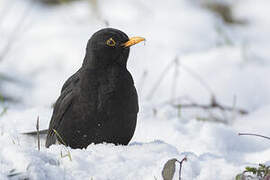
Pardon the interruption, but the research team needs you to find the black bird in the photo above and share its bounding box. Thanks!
[45,28,145,149]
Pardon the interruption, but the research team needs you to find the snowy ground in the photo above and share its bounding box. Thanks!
[0,0,270,179]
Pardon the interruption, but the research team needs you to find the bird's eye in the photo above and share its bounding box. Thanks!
[106,38,116,47]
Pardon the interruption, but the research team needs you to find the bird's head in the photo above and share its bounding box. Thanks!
[83,28,145,68]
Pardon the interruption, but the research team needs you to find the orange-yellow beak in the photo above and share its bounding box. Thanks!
[122,37,145,47]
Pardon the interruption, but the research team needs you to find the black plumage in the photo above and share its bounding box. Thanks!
[45,28,145,148]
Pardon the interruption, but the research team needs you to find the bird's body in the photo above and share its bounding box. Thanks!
[45,28,144,148]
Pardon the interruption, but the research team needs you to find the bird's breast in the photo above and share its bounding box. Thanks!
[98,67,138,113]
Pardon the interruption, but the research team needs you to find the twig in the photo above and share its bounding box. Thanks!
[171,57,180,104]
[238,133,270,140]
[147,57,214,100]
[0,0,35,62]
[147,59,175,100]
[0,93,8,117]
[181,64,214,95]
[137,70,148,94]
[36,116,40,151]
[173,101,248,115]
[0,107,7,117]
[177,157,187,180]
[0,1,15,28]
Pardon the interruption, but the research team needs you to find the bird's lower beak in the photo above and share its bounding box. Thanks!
[122,37,145,47]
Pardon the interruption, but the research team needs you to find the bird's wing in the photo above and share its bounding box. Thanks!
[22,71,80,138]
[61,69,81,92]
[45,73,78,147]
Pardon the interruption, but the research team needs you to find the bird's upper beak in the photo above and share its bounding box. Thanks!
[122,37,145,47]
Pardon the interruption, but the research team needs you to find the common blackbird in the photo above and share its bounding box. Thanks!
[45,28,145,148]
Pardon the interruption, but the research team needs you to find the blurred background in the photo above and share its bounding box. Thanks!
[1,0,270,179]
[0,0,270,154]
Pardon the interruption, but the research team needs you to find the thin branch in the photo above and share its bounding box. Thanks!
[0,0,35,62]
[147,59,175,100]
[0,93,8,117]
[230,95,237,120]
[146,57,214,100]
[177,157,187,180]
[36,116,40,151]
[181,64,214,95]
[173,101,248,115]
[171,57,180,104]
[238,133,270,140]
[0,1,15,28]
[137,70,148,94]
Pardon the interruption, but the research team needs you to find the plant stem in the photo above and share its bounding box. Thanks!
[36,116,40,151]
[238,133,270,140]
[177,157,187,180]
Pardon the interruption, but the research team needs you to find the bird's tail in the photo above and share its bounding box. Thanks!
[22,129,48,136]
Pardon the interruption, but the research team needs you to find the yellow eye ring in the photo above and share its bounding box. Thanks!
[106,38,116,47]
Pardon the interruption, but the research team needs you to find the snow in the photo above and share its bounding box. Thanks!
[1,0,270,179]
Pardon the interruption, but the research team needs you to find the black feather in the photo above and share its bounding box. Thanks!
[45,28,139,148]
